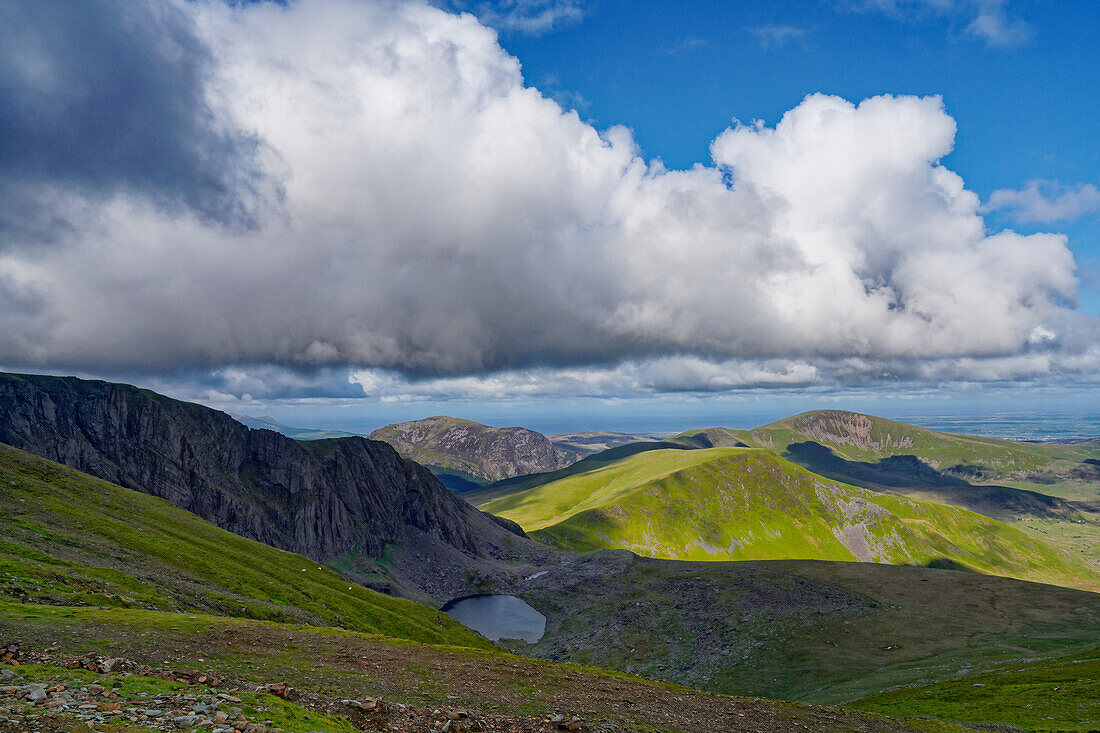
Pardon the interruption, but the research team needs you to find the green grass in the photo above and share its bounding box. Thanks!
[13,662,360,732]
[846,645,1100,731]
[478,448,1099,590]
[479,448,745,531]
[0,443,492,649]
[0,600,976,733]
[517,555,1100,707]
[726,409,1100,485]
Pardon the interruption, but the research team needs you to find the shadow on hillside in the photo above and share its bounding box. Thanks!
[783,441,1080,521]
[922,558,976,572]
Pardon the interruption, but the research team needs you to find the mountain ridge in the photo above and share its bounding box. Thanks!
[477,446,1100,591]
[0,372,543,601]
[369,415,580,486]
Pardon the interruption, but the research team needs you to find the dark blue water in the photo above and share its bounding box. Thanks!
[441,594,546,643]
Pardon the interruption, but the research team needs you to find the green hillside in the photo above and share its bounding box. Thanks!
[478,447,1099,590]
[469,440,691,502]
[0,443,491,649]
[519,555,1100,706]
[0,603,978,733]
[726,410,1100,493]
[679,411,1100,573]
[847,644,1100,731]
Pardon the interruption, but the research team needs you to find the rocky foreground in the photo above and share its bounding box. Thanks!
[0,646,592,733]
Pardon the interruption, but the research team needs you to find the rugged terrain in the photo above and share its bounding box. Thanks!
[6,435,1100,730]
[370,416,580,487]
[676,411,1100,571]
[477,447,1099,590]
[0,445,994,732]
[0,443,493,647]
[0,372,545,602]
[4,378,1100,730]
[547,432,654,457]
[513,552,1100,707]
[0,612,978,733]
[688,410,1100,511]
[231,414,358,440]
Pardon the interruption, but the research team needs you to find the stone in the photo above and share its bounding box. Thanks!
[174,714,203,728]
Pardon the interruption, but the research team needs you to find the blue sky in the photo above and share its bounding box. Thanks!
[1,0,1098,434]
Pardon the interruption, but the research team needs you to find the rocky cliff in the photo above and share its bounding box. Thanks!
[370,416,579,485]
[0,372,539,600]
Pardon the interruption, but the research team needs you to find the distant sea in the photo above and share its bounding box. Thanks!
[891,412,1100,442]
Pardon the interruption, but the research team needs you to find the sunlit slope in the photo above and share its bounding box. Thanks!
[0,443,492,649]
[478,447,1099,590]
[725,410,1099,483]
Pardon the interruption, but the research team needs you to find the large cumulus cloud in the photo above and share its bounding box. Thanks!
[0,0,270,230]
[0,0,1089,396]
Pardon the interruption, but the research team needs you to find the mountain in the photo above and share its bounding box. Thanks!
[0,372,543,601]
[694,410,1100,572]
[4,390,1099,730]
[0,442,490,648]
[0,445,966,732]
[723,409,1100,496]
[369,415,579,486]
[477,446,1099,591]
[548,430,653,455]
[231,413,358,440]
[469,439,692,500]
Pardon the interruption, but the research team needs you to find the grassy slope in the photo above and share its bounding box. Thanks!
[478,448,1099,590]
[518,554,1100,715]
[846,644,1100,731]
[2,442,1097,730]
[686,411,1100,573]
[469,440,690,501]
[728,410,1099,489]
[0,603,973,733]
[0,443,491,649]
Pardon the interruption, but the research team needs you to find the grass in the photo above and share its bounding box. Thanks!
[0,600,977,733]
[517,555,1100,709]
[0,443,492,649]
[710,410,1100,499]
[13,662,360,732]
[478,447,746,531]
[731,410,1098,473]
[846,644,1100,731]
[478,447,1099,591]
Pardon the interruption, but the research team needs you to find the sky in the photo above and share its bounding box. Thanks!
[0,0,1098,434]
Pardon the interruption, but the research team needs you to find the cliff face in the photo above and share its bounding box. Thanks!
[0,373,533,598]
[370,416,579,485]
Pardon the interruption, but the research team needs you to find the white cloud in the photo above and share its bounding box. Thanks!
[0,0,1088,395]
[966,0,1032,47]
[985,180,1100,224]
[445,0,583,34]
[748,24,811,50]
[848,0,1032,48]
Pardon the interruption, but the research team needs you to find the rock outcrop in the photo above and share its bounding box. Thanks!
[0,372,537,599]
[370,416,579,485]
